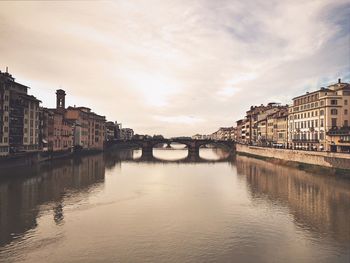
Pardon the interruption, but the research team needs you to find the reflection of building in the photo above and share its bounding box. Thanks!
[288,79,350,152]
[0,70,41,155]
[236,155,350,244]
[0,154,105,246]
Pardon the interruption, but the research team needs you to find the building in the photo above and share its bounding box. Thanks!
[40,108,73,152]
[211,127,234,140]
[119,127,134,140]
[235,118,250,143]
[49,89,106,151]
[265,108,289,147]
[192,134,202,140]
[105,121,118,141]
[288,79,350,151]
[246,103,284,145]
[0,70,41,156]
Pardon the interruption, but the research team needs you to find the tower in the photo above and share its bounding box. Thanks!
[56,89,66,109]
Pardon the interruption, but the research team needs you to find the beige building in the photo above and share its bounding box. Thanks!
[210,127,234,140]
[288,79,350,152]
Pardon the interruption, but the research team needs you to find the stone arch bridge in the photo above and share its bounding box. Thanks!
[107,138,236,158]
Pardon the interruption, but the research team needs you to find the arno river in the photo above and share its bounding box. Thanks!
[0,147,349,263]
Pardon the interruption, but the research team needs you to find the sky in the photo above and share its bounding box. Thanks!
[0,0,349,137]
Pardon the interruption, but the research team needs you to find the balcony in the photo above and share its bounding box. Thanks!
[327,127,350,136]
[292,139,319,143]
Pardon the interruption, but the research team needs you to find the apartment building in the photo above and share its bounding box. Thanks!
[288,79,350,152]
[41,108,73,152]
[0,70,41,155]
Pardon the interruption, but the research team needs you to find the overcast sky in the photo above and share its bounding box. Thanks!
[0,0,349,137]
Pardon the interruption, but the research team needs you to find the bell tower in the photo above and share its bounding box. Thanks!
[56,89,66,109]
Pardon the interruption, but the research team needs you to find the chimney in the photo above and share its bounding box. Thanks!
[338,78,341,84]
[5,66,8,73]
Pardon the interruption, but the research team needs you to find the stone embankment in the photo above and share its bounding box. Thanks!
[236,144,350,171]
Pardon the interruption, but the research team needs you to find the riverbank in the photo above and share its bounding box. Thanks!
[0,143,139,170]
[236,144,350,175]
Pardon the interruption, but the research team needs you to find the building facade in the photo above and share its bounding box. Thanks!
[0,70,41,156]
[288,79,350,151]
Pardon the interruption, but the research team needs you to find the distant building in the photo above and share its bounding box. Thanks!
[0,70,41,155]
[288,79,350,152]
[105,121,118,141]
[119,128,134,140]
[210,127,234,140]
[192,134,201,140]
[246,103,285,145]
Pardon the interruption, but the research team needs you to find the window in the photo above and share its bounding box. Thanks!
[320,132,324,140]
[320,119,324,127]
[331,109,338,115]
[320,101,324,106]
[345,100,348,105]
[315,120,318,127]
[331,99,337,105]
[345,120,349,127]
[320,110,324,116]
[345,109,348,115]
[331,118,337,127]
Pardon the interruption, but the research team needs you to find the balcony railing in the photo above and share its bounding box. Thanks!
[292,139,319,143]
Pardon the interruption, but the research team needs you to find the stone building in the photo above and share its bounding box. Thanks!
[288,79,350,152]
[0,70,41,155]
[245,103,286,145]
[246,103,283,145]
[235,118,250,143]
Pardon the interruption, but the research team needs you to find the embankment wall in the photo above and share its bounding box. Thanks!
[236,144,350,170]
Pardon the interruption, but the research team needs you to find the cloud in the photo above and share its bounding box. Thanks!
[0,0,348,136]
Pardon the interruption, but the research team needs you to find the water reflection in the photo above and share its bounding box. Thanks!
[0,154,105,247]
[236,155,350,246]
[0,149,349,263]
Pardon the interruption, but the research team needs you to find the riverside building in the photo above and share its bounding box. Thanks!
[0,70,41,156]
[288,79,350,152]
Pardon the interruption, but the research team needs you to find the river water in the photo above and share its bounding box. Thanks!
[0,148,349,263]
